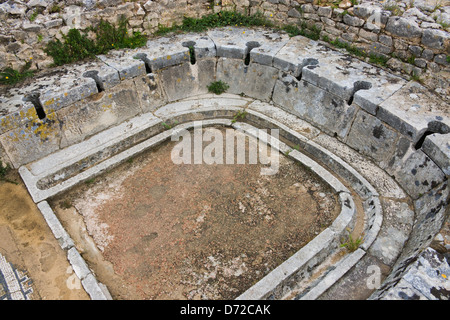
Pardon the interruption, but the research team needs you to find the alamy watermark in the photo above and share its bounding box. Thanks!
[366,264,382,290]
[170,121,280,176]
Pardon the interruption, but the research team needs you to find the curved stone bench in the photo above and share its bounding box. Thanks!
[0,27,448,300]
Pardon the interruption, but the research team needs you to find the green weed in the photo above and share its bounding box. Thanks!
[410,71,422,82]
[282,23,320,41]
[161,120,179,130]
[231,109,247,124]
[0,61,34,85]
[155,10,272,36]
[207,80,230,95]
[340,232,363,252]
[369,53,389,67]
[0,160,17,185]
[60,200,73,209]
[44,17,147,66]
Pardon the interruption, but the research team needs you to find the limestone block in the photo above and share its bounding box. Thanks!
[275,36,406,114]
[135,33,215,71]
[303,51,406,115]
[346,110,399,163]
[250,31,290,67]
[133,73,167,113]
[400,248,450,300]
[159,58,216,102]
[381,247,450,300]
[421,29,449,51]
[208,27,289,67]
[97,49,147,81]
[272,75,356,139]
[0,111,62,168]
[0,98,37,135]
[216,57,278,101]
[422,133,450,176]
[273,35,321,77]
[38,76,98,113]
[58,80,142,147]
[353,3,382,19]
[317,6,332,18]
[343,14,365,27]
[76,60,121,91]
[0,1,27,16]
[379,278,428,300]
[386,147,447,199]
[377,81,450,144]
[385,16,423,39]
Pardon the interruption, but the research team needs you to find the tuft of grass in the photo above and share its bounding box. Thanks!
[231,109,247,124]
[49,5,62,13]
[407,55,416,65]
[188,45,196,65]
[155,10,273,36]
[437,19,450,29]
[44,16,147,66]
[85,178,96,185]
[0,61,34,85]
[340,232,363,252]
[0,160,17,185]
[383,1,403,16]
[207,80,230,95]
[431,0,443,12]
[0,160,10,179]
[330,38,367,57]
[282,22,320,41]
[369,53,389,67]
[410,70,422,82]
[161,120,179,130]
[29,9,39,22]
[60,200,73,209]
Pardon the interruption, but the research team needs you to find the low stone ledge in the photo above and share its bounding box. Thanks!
[299,248,366,300]
[36,201,74,250]
[422,133,450,176]
[377,81,450,145]
[236,227,338,300]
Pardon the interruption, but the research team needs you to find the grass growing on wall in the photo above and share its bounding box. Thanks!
[44,16,147,66]
[2,8,421,86]
[207,80,230,95]
[0,61,34,85]
[155,10,273,35]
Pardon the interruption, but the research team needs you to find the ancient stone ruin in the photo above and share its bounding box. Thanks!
[0,0,449,301]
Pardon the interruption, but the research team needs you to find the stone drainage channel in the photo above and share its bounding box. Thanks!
[0,27,449,300]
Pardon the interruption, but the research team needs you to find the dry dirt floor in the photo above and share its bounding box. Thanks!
[0,170,89,300]
[50,127,340,300]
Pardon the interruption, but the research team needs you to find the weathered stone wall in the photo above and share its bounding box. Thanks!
[0,0,449,99]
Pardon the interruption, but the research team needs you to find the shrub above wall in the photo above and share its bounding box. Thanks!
[0,0,448,101]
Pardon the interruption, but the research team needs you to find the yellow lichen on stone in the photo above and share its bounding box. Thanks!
[44,98,55,107]
[30,112,59,142]
[101,104,113,111]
